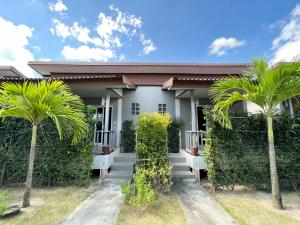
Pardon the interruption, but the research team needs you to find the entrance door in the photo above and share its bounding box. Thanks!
[94,106,112,145]
[197,106,206,131]
[197,106,206,147]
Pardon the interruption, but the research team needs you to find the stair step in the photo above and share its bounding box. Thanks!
[106,171,133,179]
[171,163,190,171]
[114,156,136,163]
[111,162,134,171]
[168,156,186,163]
[172,171,194,179]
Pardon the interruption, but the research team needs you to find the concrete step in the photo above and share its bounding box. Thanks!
[172,171,194,179]
[110,162,134,171]
[171,163,190,171]
[114,156,136,163]
[106,171,133,179]
[168,156,186,163]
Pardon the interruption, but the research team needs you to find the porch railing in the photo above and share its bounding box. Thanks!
[93,130,115,152]
[185,130,207,154]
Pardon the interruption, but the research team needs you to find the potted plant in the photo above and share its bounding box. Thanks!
[102,145,110,155]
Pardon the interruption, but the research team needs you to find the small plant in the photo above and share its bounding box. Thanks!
[0,190,10,215]
[120,181,132,202]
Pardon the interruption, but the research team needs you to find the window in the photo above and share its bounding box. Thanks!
[131,103,140,115]
[158,103,166,114]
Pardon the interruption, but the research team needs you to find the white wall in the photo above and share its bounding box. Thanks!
[122,86,176,124]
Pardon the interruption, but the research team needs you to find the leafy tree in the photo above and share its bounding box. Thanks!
[210,58,300,209]
[0,80,87,207]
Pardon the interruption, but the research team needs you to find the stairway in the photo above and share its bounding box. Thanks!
[168,153,195,179]
[105,153,136,181]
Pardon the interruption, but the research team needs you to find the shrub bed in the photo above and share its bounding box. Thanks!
[204,107,300,191]
[122,113,172,207]
[0,106,95,187]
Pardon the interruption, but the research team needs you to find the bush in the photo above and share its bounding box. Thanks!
[0,106,95,187]
[0,190,10,215]
[122,120,135,153]
[122,113,172,207]
[204,107,300,191]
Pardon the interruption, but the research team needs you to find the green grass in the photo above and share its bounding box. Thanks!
[115,192,188,225]
[0,186,90,225]
[0,190,10,216]
[213,191,300,225]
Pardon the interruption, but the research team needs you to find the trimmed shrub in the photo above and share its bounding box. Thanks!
[121,113,172,207]
[204,107,300,191]
[122,120,135,153]
[0,106,95,187]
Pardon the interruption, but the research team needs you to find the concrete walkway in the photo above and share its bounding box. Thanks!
[62,180,123,225]
[175,179,236,225]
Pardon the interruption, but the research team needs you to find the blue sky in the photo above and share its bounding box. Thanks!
[0,0,300,77]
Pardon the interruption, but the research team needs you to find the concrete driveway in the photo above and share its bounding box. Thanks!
[61,180,123,225]
[175,179,236,225]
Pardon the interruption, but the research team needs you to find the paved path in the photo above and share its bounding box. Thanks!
[62,180,123,225]
[175,179,236,225]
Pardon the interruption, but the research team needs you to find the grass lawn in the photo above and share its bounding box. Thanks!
[0,186,90,225]
[213,190,300,225]
[115,192,188,225]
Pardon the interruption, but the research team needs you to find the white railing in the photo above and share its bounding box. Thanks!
[185,130,207,154]
[94,130,115,152]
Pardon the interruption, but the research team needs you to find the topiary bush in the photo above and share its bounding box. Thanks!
[122,120,136,153]
[0,106,95,187]
[204,107,300,191]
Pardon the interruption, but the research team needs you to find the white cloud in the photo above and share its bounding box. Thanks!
[62,45,115,61]
[209,37,246,56]
[49,0,68,13]
[0,17,35,77]
[140,34,156,54]
[270,3,300,64]
[50,4,155,61]
[119,54,126,60]
[50,19,70,38]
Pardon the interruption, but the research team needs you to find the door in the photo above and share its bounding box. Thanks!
[94,106,112,145]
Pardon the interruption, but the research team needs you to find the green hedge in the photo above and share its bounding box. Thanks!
[0,106,95,187]
[204,107,300,191]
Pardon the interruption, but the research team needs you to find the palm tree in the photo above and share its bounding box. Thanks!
[210,58,300,209]
[0,80,87,207]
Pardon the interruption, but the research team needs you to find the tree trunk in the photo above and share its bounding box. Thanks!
[267,116,283,209]
[22,124,38,208]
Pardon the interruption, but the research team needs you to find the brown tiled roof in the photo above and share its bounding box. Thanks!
[0,74,122,81]
[28,61,250,76]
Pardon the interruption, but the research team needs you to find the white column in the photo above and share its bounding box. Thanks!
[117,97,123,149]
[288,99,294,118]
[190,90,196,131]
[104,94,110,145]
[190,90,197,148]
[175,98,181,119]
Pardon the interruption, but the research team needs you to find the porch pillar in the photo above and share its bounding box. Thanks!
[104,94,110,145]
[117,96,123,150]
[190,90,196,131]
[288,98,294,118]
[190,90,197,148]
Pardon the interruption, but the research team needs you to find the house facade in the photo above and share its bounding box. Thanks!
[2,62,294,180]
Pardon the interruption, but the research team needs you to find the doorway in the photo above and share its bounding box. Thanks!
[197,106,206,131]
[94,106,112,145]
